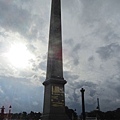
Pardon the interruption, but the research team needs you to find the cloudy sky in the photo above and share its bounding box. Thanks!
[0,0,120,114]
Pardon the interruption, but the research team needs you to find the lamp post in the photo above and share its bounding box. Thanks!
[0,106,5,120]
[80,88,86,120]
[9,105,12,120]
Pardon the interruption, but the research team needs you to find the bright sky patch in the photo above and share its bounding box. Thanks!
[5,43,34,69]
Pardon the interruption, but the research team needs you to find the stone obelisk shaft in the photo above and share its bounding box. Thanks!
[46,0,63,79]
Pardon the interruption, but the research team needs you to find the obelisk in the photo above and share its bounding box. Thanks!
[42,0,69,120]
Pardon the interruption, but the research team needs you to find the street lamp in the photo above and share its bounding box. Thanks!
[0,106,5,120]
[80,88,86,120]
[9,105,12,120]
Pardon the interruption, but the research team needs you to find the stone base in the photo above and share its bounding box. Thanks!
[42,113,70,120]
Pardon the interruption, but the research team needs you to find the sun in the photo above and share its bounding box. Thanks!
[6,43,34,69]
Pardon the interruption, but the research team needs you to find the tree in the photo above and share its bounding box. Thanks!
[65,106,78,120]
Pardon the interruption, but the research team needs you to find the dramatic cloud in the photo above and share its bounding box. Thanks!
[96,43,120,60]
[0,76,43,113]
[0,0,120,115]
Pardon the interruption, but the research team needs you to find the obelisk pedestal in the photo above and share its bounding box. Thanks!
[42,0,69,120]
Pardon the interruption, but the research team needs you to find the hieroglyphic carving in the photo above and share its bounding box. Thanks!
[51,85,64,107]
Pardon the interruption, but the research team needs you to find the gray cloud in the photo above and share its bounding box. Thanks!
[99,76,120,111]
[0,76,43,113]
[104,31,120,43]
[73,44,81,52]
[39,61,46,71]
[96,43,120,60]
[0,0,31,32]
[88,56,94,62]
[64,71,79,81]
[26,44,37,53]
[116,61,120,72]
[64,41,81,66]
[0,0,48,41]
[64,38,74,45]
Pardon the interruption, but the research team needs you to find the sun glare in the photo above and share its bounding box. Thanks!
[6,43,34,69]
